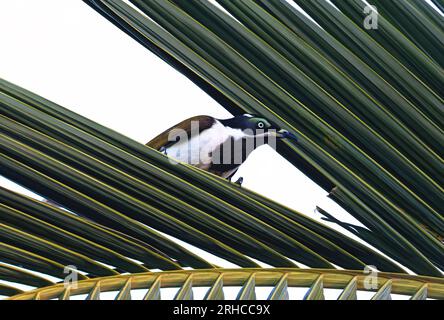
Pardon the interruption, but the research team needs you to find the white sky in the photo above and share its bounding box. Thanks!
[2,0,438,299]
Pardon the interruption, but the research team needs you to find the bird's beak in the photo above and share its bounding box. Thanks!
[276,129,298,141]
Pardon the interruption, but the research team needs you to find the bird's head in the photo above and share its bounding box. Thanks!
[220,114,298,141]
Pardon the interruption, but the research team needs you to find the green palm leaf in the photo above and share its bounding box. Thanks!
[79,0,444,275]
[0,0,443,299]
[1,78,389,271]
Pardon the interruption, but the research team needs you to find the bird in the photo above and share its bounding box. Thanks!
[146,114,298,185]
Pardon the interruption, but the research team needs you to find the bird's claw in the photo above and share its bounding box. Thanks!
[159,146,167,155]
[234,177,243,186]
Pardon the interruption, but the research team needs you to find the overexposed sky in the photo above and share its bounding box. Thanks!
[2,0,430,299]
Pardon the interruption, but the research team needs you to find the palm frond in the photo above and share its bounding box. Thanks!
[0,77,406,297]
[7,269,444,300]
[0,0,443,299]
[81,0,444,276]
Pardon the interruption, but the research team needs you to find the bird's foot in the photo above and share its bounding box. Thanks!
[159,146,167,155]
[234,177,243,186]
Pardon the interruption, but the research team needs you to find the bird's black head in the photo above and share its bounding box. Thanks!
[219,114,298,141]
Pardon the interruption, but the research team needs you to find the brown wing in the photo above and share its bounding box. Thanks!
[146,115,215,150]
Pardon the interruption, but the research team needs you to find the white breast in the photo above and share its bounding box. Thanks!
[164,120,247,168]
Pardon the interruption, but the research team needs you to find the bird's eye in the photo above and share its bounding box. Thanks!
[257,122,265,128]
